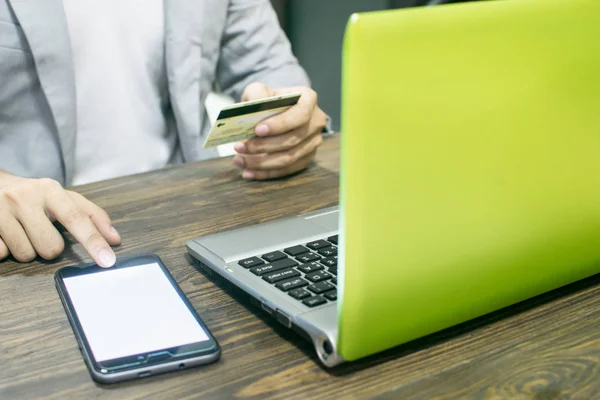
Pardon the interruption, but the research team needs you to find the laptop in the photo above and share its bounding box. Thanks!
[188,0,600,367]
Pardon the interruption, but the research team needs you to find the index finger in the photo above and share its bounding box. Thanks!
[258,88,317,136]
[45,190,116,268]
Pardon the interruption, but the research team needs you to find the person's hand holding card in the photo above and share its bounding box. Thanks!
[232,83,328,180]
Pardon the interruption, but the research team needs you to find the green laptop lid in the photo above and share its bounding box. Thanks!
[338,0,600,361]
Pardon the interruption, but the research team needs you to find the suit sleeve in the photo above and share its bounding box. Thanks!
[216,0,311,101]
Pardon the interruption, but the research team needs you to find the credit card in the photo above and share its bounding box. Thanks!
[203,93,301,148]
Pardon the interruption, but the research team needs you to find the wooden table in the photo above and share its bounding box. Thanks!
[1,135,599,399]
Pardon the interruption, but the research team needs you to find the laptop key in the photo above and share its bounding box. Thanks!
[306,240,330,250]
[320,256,337,268]
[262,251,288,263]
[263,268,300,284]
[327,235,339,245]
[305,271,333,283]
[284,245,310,257]
[302,296,327,307]
[328,267,337,276]
[307,281,336,294]
[331,278,338,285]
[271,257,299,269]
[318,247,337,257]
[250,264,278,276]
[238,257,264,268]
[323,290,337,301]
[275,277,308,292]
[296,252,321,263]
[289,288,312,300]
[250,258,297,276]
[297,262,324,274]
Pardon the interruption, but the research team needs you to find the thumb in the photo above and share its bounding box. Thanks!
[242,82,275,102]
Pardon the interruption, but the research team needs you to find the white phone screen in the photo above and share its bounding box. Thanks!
[63,263,209,362]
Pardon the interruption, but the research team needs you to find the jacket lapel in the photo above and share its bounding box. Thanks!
[8,0,76,184]
[166,0,215,162]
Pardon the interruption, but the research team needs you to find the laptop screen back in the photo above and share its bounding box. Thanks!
[338,0,600,361]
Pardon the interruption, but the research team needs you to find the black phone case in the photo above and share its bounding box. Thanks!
[54,254,220,384]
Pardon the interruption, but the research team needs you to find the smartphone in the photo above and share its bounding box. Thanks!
[203,92,302,148]
[55,254,220,384]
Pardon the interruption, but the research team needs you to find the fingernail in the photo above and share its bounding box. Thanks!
[110,226,119,235]
[242,170,256,180]
[98,248,116,268]
[255,124,270,136]
[233,155,245,168]
[234,142,247,153]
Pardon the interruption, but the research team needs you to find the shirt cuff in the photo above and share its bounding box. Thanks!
[322,115,335,135]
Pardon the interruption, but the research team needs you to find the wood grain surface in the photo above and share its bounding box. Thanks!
[1,135,599,400]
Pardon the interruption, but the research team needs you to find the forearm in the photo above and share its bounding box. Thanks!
[216,0,310,101]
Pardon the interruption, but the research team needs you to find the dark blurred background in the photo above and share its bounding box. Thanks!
[269,0,476,131]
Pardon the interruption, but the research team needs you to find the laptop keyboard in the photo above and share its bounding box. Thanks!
[237,235,339,308]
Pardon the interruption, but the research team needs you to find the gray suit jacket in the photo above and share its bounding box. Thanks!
[0,0,310,185]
